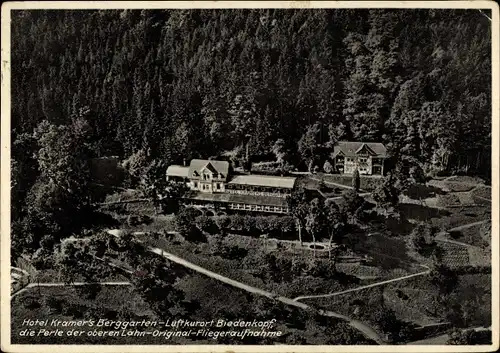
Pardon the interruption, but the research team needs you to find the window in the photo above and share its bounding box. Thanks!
[194,182,198,188]
[359,157,367,163]
[346,157,353,162]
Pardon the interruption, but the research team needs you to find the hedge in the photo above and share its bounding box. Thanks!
[221,214,295,237]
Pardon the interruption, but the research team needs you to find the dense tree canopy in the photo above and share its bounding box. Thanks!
[10,9,491,253]
[11,9,491,165]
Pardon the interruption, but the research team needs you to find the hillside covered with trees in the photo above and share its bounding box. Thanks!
[11,9,491,258]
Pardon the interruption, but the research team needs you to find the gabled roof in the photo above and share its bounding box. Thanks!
[188,159,230,180]
[355,143,377,155]
[200,162,219,174]
[331,141,387,158]
[166,165,190,178]
[228,174,296,189]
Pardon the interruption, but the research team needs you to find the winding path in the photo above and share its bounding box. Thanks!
[107,230,387,344]
[293,217,490,303]
[293,267,430,302]
[446,220,488,233]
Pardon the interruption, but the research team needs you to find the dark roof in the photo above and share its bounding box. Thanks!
[228,175,296,189]
[188,159,230,180]
[186,193,288,207]
[331,141,388,158]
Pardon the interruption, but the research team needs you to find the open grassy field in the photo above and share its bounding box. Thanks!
[448,223,488,248]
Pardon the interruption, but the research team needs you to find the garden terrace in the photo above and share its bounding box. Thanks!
[135,231,369,300]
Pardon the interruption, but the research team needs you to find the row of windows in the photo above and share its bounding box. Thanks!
[226,189,288,198]
[198,173,224,180]
[193,182,223,190]
[338,157,384,163]
[228,203,288,213]
[226,184,286,192]
[343,157,370,163]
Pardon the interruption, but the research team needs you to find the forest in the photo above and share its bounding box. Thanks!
[10,9,492,258]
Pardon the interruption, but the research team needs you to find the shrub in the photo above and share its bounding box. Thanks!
[304,258,337,279]
[195,215,219,235]
[447,328,492,345]
[174,207,202,238]
[45,297,64,313]
[216,216,231,232]
[352,169,360,191]
[228,214,245,231]
[216,245,248,260]
[323,160,333,174]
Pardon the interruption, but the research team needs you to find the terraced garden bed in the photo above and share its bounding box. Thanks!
[437,242,470,268]
[430,206,490,230]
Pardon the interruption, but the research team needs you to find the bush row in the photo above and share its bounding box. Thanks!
[195,214,295,237]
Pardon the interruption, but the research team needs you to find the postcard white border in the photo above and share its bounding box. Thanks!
[1,1,499,352]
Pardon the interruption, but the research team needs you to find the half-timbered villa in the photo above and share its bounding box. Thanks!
[331,141,388,175]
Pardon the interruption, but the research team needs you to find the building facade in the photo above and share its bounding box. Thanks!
[167,159,296,214]
[331,141,387,175]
